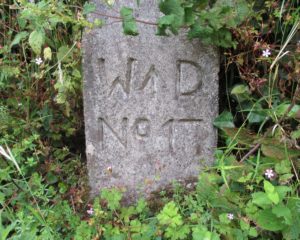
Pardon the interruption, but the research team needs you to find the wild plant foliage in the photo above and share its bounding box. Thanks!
[0,0,299,239]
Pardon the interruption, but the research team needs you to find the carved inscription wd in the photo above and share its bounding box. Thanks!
[83,0,219,201]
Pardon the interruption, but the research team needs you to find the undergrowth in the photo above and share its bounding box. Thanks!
[0,0,299,239]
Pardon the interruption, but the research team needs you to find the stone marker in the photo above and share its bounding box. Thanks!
[83,0,219,201]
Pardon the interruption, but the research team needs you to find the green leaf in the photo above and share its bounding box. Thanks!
[184,7,195,25]
[272,203,292,225]
[57,45,72,63]
[29,30,45,55]
[213,111,235,129]
[43,47,52,61]
[264,181,279,204]
[157,201,183,227]
[158,0,184,34]
[275,103,300,118]
[252,192,273,208]
[101,188,122,210]
[83,2,96,15]
[291,129,300,140]
[231,84,250,96]
[248,227,258,237]
[261,143,300,160]
[10,31,28,48]
[120,7,138,36]
[263,180,275,193]
[256,209,285,231]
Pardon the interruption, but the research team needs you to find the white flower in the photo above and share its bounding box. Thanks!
[264,169,275,179]
[87,207,94,215]
[35,57,43,65]
[262,49,271,58]
[227,213,234,220]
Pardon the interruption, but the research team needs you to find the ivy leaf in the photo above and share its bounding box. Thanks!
[158,0,184,34]
[29,30,45,55]
[10,31,28,48]
[213,111,235,129]
[120,7,138,36]
[157,15,175,35]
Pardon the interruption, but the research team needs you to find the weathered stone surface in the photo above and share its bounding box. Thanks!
[82,0,219,201]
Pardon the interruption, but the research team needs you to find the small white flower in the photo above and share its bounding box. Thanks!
[264,169,275,179]
[87,207,94,215]
[35,57,43,65]
[262,49,271,58]
[227,213,234,220]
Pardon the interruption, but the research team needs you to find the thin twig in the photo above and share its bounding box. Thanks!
[240,143,261,162]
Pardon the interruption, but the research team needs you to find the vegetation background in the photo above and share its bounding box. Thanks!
[0,0,299,239]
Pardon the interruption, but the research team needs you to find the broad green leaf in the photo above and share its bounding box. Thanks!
[231,84,249,95]
[256,209,285,231]
[252,192,273,208]
[29,30,45,55]
[261,144,300,160]
[10,31,28,48]
[213,111,235,129]
[57,45,72,62]
[264,181,279,204]
[272,203,292,225]
[263,180,275,193]
[120,7,138,36]
[275,160,291,174]
[248,227,258,237]
[275,103,300,118]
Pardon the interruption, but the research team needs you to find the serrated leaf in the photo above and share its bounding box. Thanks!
[10,31,28,48]
[120,7,138,36]
[213,111,235,129]
[29,30,45,55]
